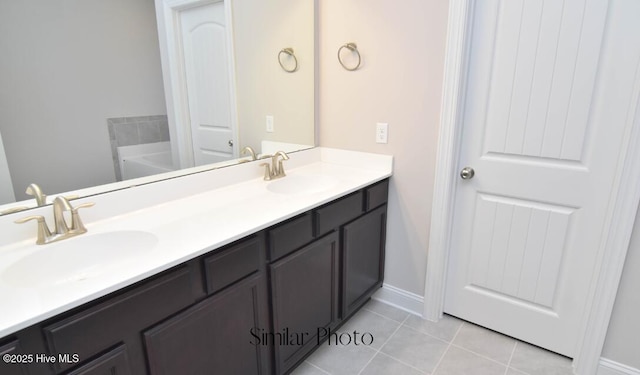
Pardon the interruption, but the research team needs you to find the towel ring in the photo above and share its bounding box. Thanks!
[337,42,361,71]
[278,48,298,73]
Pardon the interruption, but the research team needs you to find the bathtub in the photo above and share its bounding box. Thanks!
[118,142,176,180]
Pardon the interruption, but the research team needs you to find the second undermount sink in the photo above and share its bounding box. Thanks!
[267,174,339,195]
[2,230,158,288]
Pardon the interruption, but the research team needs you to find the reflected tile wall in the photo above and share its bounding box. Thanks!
[107,115,170,181]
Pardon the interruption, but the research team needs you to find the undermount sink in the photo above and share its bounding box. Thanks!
[2,230,158,288]
[267,174,339,195]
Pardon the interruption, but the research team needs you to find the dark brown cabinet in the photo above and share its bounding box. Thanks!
[65,346,131,375]
[269,232,340,374]
[43,263,203,374]
[0,179,389,375]
[314,191,364,236]
[267,179,389,374]
[145,272,271,375]
[0,340,29,375]
[0,326,52,375]
[144,235,270,375]
[342,205,387,318]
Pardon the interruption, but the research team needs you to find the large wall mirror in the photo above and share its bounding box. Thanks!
[0,0,315,212]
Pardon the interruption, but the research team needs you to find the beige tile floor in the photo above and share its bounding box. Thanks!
[291,300,574,375]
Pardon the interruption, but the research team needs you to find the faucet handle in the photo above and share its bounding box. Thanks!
[73,202,95,211]
[14,215,41,224]
[69,202,95,233]
[14,215,52,245]
[259,163,273,181]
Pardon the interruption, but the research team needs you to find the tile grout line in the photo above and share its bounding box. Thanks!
[504,341,518,375]
[304,360,332,375]
[448,342,515,368]
[375,350,432,375]
[382,312,521,372]
[315,304,525,375]
[356,314,412,375]
[405,319,517,369]
[401,319,460,346]
[362,306,408,324]
[362,305,438,373]
[308,304,404,375]
[401,323,536,374]
[431,321,466,375]
[342,304,555,375]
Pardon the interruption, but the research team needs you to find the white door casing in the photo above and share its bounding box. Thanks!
[425,0,640,372]
[155,0,239,169]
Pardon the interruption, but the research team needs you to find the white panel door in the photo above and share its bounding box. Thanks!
[180,2,236,166]
[444,0,640,357]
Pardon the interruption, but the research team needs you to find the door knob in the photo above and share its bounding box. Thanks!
[228,140,233,147]
[460,167,475,180]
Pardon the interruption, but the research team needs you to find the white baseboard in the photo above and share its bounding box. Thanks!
[371,283,424,316]
[598,358,640,375]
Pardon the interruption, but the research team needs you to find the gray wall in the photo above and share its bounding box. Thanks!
[0,0,167,200]
[602,206,640,369]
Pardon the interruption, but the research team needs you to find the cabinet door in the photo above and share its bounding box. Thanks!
[144,273,270,375]
[66,346,131,375]
[0,340,29,375]
[270,232,340,375]
[1,327,52,375]
[44,264,201,374]
[342,205,386,318]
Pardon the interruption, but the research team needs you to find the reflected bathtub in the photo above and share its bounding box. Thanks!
[118,142,175,180]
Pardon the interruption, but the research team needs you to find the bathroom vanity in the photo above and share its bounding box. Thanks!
[0,148,391,375]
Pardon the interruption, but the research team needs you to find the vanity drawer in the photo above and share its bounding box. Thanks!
[43,266,197,372]
[315,191,363,236]
[365,179,389,211]
[204,235,263,295]
[268,213,314,261]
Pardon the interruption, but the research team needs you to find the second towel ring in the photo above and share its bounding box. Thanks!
[278,48,298,73]
[338,42,361,71]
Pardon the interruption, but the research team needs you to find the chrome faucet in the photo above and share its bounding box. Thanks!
[259,151,289,181]
[15,196,95,245]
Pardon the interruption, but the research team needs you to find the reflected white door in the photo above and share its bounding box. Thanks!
[444,0,640,357]
[180,1,237,166]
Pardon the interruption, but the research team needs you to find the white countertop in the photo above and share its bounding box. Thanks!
[0,147,392,338]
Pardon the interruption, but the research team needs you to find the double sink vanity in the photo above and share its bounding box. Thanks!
[0,147,392,375]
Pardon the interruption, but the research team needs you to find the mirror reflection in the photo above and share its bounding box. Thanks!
[0,0,315,209]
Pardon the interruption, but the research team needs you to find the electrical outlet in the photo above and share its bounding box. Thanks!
[266,115,274,132]
[376,123,388,144]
